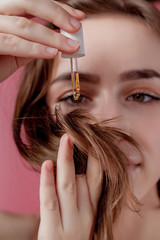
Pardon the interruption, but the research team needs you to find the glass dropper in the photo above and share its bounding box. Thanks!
[70,58,80,101]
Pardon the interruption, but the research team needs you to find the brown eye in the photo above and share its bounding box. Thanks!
[71,95,84,103]
[128,93,160,103]
[132,93,145,102]
[59,94,89,104]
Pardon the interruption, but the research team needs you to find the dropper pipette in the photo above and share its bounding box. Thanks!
[70,58,80,101]
[60,26,85,100]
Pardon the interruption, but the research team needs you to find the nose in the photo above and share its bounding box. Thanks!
[92,92,130,131]
[93,93,120,122]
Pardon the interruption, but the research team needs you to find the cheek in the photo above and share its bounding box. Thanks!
[127,117,160,199]
[130,116,160,174]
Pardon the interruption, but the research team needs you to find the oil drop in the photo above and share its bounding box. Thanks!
[71,58,80,101]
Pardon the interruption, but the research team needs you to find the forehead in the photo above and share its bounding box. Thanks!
[52,14,160,78]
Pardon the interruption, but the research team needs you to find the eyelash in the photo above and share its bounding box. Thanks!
[59,94,89,105]
[127,91,160,104]
[58,90,160,106]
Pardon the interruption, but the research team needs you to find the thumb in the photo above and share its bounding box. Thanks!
[0,55,33,82]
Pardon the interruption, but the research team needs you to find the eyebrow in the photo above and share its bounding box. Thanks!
[52,72,100,84]
[52,69,160,85]
[120,69,160,81]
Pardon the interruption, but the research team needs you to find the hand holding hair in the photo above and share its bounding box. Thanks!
[0,0,85,82]
[38,134,103,240]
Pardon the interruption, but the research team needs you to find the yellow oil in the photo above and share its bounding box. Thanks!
[71,71,80,101]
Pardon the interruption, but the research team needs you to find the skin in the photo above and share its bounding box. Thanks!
[48,14,160,239]
[1,0,160,238]
[0,1,102,239]
[0,0,85,82]
[39,136,102,240]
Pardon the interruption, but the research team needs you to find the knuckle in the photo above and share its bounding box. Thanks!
[53,4,68,22]
[2,34,18,52]
[55,34,70,49]
[51,30,57,41]
[90,172,103,185]
[43,199,58,211]
[54,4,63,16]
[32,43,41,56]
[97,175,104,188]
[62,182,76,194]
[15,16,32,30]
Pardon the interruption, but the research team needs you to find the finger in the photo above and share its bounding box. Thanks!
[87,152,103,215]
[56,134,78,230]
[23,0,83,33]
[0,15,80,54]
[0,0,84,25]
[76,175,93,224]
[40,160,61,229]
[54,1,85,20]
[0,33,58,59]
[0,56,32,83]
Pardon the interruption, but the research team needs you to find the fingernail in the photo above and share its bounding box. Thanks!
[46,47,58,55]
[74,9,85,15]
[66,38,80,48]
[69,16,81,28]
[46,161,53,172]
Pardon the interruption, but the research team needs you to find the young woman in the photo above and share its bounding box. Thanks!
[0,0,160,239]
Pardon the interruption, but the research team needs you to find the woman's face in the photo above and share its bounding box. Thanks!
[48,14,160,201]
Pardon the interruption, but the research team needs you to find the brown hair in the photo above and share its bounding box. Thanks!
[13,0,160,239]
